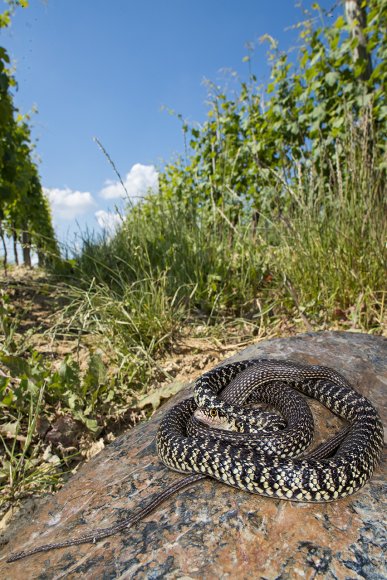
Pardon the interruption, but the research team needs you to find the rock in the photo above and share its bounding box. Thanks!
[0,331,386,579]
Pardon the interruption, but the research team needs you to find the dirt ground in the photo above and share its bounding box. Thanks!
[2,265,384,424]
[0,265,297,395]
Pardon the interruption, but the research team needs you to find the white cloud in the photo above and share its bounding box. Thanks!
[44,187,95,220]
[99,163,159,200]
[95,210,123,234]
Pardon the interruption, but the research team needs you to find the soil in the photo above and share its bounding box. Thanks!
[0,266,299,403]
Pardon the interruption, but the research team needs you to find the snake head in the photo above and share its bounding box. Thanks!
[193,408,243,432]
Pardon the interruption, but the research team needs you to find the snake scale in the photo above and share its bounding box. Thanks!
[7,359,384,563]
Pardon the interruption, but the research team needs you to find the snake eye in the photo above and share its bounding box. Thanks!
[209,409,217,418]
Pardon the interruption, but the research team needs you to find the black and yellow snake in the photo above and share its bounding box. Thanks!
[7,359,384,562]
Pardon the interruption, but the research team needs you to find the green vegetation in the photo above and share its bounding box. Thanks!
[0,0,58,270]
[75,0,386,331]
[0,0,386,512]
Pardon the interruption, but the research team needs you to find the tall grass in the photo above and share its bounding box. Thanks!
[77,200,266,316]
[57,117,386,393]
[57,203,268,392]
[270,116,386,328]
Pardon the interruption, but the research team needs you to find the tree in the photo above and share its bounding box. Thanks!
[0,1,59,269]
[344,0,373,81]
[160,0,386,219]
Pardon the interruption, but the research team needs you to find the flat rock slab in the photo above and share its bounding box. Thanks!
[0,331,386,579]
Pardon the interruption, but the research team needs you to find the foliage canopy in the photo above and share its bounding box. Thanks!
[0,0,58,267]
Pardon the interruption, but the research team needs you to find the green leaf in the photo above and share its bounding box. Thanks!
[137,382,185,411]
[58,359,80,390]
[325,71,338,86]
[66,392,79,411]
[0,375,9,395]
[82,417,99,432]
[1,390,13,407]
[0,355,31,378]
[83,353,107,391]
[332,117,344,129]
[334,16,345,29]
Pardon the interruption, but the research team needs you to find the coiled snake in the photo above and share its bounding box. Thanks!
[7,359,384,562]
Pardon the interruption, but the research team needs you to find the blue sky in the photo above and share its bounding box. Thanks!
[3,0,335,250]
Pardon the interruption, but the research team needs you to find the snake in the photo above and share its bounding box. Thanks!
[6,359,384,563]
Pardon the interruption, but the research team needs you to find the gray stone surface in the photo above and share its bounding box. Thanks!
[0,331,386,579]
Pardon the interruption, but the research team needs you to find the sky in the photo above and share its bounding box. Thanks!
[2,0,336,252]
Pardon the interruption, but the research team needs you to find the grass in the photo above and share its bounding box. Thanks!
[51,118,385,414]
[268,119,386,329]
[0,382,62,505]
[0,115,385,518]
[0,328,65,507]
[73,117,386,333]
